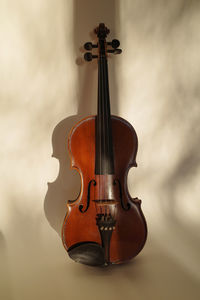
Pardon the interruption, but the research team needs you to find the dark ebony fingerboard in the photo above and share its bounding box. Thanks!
[95,53,115,175]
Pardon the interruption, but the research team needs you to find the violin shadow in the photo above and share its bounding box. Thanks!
[44,115,80,235]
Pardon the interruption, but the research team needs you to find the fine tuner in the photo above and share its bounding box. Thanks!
[84,36,122,61]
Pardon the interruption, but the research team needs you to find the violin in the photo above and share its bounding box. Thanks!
[62,23,147,266]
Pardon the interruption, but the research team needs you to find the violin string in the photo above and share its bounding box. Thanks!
[103,58,108,214]
[98,58,102,210]
[102,56,107,214]
[104,58,110,177]
[101,57,105,210]
[101,57,106,181]
[104,57,112,216]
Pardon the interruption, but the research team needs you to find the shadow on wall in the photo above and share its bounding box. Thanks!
[44,0,118,236]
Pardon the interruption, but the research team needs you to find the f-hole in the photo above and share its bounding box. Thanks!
[113,179,130,211]
[79,179,97,213]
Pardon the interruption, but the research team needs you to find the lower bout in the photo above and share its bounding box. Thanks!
[109,231,147,263]
[62,214,147,265]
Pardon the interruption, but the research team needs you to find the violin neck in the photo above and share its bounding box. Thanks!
[95,56,115,175]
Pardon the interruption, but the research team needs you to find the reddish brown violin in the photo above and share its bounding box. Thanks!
[62,23,147,266]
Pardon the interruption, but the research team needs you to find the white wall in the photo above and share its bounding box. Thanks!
[0,1,200,299]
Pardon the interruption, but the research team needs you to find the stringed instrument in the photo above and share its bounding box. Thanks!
[62,23,147,266]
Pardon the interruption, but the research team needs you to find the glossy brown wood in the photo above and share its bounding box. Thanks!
[62,115,147,264]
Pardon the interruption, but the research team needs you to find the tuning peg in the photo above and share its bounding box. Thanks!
[107,49,122,55]
[84,52,98,61]
[107,39,120,49]
[84,42,98,50]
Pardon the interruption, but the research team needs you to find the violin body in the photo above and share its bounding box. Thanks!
[62,115,147,264]
[61,23,147,266]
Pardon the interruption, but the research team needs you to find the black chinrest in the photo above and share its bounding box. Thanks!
[68,242,105,266]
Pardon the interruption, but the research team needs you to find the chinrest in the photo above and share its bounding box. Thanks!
[68,242,105,266]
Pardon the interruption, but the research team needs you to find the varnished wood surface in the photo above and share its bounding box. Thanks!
[62,115,147,263]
